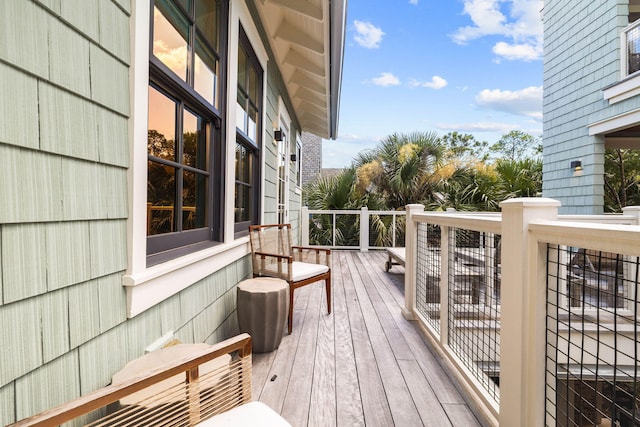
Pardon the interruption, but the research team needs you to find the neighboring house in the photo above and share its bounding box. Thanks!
[300,131,323,186]
[543,0,640,214]
[0,0,345,424]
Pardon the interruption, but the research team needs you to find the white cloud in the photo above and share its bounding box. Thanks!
[409,0,418,4]
[492,41,542,61]
[353,20,385,49]
[475,85,543,119]
[451,0,543,61]
[410,76,448,89]
[436,121,518,134]
[369,72,401,86]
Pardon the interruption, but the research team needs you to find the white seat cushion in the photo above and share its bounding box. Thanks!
[196,401,291,427]
[291,261,329,282]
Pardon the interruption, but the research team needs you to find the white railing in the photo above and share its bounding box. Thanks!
[623,18,640,76]
[300,206,405,250]
[403,201,640,426]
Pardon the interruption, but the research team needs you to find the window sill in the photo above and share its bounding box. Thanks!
[603,72,640,104]
[123,237,250,317]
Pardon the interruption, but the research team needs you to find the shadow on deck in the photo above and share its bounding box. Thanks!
[251,250,484,427]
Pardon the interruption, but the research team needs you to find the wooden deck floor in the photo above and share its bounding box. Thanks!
[251,250,484,427]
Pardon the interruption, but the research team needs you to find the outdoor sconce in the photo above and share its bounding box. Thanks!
[570,160,583,172]
[274,129,284,141]
[290,154,297,162]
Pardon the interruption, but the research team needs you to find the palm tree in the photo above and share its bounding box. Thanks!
[354,131,445,208]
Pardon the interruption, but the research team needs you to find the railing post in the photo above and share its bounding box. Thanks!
[360,206,369,252]
[499,198,560,427]
[301,206,309,246]
[403,204,425,320]
[622,205,640,224]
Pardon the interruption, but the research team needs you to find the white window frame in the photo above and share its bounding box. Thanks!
[277,97,291,224]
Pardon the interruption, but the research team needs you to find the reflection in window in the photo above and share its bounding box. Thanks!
[153,3,188,82]
[147,0,225,258]
[152,0,220,107]
[147,83,210,237]
[236,29,261,142]
[235,144,252,223]
[235,27,262,233]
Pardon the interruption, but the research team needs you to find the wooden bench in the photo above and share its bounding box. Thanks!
[385,247,406,272]
[8,334,291,427]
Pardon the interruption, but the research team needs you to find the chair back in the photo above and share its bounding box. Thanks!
[248,224,294,280]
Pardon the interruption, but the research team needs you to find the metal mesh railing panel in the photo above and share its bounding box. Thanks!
[546,245,640,426]
[416,222,441,333]
[447,228,501,402]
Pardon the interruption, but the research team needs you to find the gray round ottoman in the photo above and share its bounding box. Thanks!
[236,277,289,353]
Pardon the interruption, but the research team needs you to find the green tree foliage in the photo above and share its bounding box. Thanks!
[490,130,541,161]
[439,131,490,162]
[353,131,445,208]
[604,148,640,212]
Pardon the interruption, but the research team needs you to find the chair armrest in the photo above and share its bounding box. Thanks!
[291,246,331,266]
[8,334,253,427]
[253,251,293,262]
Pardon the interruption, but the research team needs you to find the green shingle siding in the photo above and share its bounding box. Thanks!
[0,63,39,150]
[68,280,101,348]
[2,224,48,302]
[15,350,80,421]
[78,326,129,395]
[89,43,129,114]
[0,0,49,78]
[48,15,92,97]
[60,0,100,42]
[96,273,127,333]
[0,298,42,387]
[40,288,70,363]
[98,0,131,63]
[88,220,127,277]
[0,382,15,426]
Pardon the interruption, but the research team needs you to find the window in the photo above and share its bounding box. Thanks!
[235,27,262,234]
[147,0,226,262]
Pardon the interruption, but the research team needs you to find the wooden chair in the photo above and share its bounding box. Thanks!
[7,334,290,427]
[248,224,331,334]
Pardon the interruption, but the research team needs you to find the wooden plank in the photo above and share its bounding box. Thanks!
[257,284,312,412]
[340,252,394,427]
[361,251,469,405]
[308,277,337,426]
[332,252,364,427]
[442,403,482,427]
[280,282,323,426]
[353,252,414,360]
[345,253,422,426]
[397,359,453,426]
[251,351,276,400]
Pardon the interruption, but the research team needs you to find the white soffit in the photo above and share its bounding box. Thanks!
[256,0,331,138]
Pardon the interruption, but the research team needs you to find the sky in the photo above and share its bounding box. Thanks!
[323,0,544,168]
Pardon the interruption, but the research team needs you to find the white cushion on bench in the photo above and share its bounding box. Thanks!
[196,401,291,427]
[291,261,329,282]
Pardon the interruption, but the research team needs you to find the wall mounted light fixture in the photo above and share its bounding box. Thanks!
[570,160,582,172]
[290,154,297,162]
[274,129,284,141]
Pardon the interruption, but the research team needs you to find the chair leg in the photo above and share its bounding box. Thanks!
[288,286,294,334]
[325,274,331,314]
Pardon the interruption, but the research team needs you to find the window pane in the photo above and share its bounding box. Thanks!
[195,0,218,49]
[148,86,177,162]
[236,89,248,132]
[248,66,258,103]
[183,170,208,230]
[194,38,217,106]
[148,160,176,235]
[235,183,250,222]
[235,143,251,183]
[182,111,208,170]
[248,104,258,141]
[153,4,189,82]
[238,46,247,92]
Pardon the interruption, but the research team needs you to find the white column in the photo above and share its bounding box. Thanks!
[360,206,369,252]
[403,204,425,320]
[499,197,560,427]
[301,206,309,246]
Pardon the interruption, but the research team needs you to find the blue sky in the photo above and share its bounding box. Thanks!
[323,0,544,168]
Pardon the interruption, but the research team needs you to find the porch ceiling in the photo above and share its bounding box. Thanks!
[255,0,345,139]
